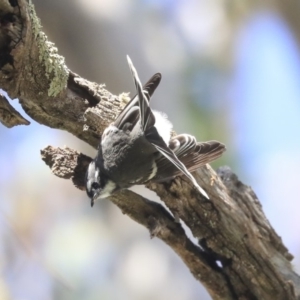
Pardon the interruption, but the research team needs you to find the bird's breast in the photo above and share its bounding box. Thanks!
[101,129,156,188]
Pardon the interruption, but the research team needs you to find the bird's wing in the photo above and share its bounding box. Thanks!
[127,56,212,199]
[114,73,161,129]
[113,72,161,130]
[146,129,211,199]
[127,55,157,132]
[154,134,226,180]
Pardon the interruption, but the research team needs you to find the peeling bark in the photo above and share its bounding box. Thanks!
[1,1,300,299]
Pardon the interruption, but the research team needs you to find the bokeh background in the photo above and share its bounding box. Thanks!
[1,1,300,299]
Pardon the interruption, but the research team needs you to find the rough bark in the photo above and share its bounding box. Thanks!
[1,1,300,299]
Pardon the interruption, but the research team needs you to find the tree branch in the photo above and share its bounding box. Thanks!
[1,1,300,299]
[41,145,234,300]
[0,92,30,127]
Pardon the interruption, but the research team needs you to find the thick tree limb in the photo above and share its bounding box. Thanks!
[1,1,300,299]
[41,145,233,299]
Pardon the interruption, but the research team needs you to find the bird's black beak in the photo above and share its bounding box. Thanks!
[91,197,95,207]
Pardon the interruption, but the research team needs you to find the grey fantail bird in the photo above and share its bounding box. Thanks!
[86,56,226,206]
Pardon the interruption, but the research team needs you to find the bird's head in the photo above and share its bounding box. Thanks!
[85,160,117,206]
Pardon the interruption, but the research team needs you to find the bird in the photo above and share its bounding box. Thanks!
[85,56,226,206]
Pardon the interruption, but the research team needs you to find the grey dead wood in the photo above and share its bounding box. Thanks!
[0,1,300,299]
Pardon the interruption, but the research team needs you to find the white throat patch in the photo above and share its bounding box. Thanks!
[97,180,116,200]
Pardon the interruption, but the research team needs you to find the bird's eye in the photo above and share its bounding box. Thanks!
[91,182,100,190]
